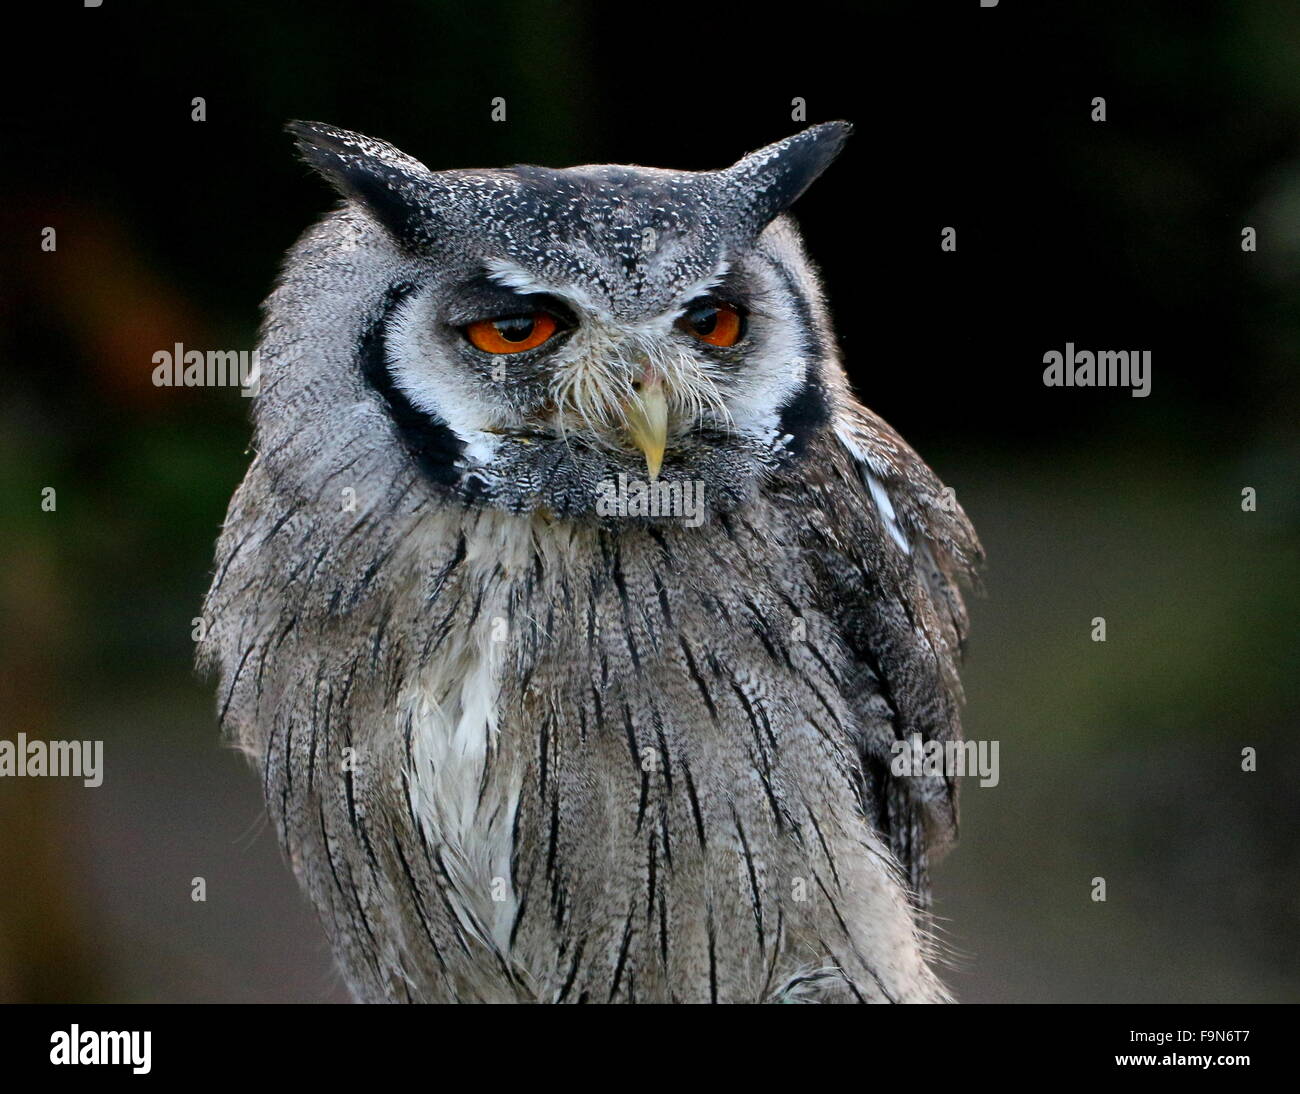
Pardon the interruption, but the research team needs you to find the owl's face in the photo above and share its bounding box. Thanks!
[274,122,851,520]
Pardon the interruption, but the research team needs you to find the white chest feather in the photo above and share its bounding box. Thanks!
[399,514,534,952]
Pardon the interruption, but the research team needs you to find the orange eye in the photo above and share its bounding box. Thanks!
[678,301,745,347]
[464,312,559,354]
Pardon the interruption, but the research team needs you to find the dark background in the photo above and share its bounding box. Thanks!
[1,0,1296,1002]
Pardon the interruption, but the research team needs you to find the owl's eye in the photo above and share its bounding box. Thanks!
[677,300,746,347]
[463,312,559,354]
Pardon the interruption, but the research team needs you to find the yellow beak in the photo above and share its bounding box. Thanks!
[621,377,668,480]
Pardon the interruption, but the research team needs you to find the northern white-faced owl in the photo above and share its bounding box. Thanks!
[199,120,982,1003]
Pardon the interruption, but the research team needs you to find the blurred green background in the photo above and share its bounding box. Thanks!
[1,0,1296,1002]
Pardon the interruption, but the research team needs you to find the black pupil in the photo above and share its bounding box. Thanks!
[690,306,719,335]
[494,316,536,342]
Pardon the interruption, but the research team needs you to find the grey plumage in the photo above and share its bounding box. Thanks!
[198,121,982,1003]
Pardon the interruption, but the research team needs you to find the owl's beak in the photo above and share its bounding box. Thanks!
[621,376,668,481]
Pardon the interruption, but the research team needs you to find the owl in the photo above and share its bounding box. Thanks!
[199,120,982,1003]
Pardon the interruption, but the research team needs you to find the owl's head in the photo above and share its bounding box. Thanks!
[260,121,852,521]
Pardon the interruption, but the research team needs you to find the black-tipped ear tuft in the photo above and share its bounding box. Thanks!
[286,120,443,247]
[720,121,853,235]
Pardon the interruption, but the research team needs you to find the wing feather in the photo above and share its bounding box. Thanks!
[793,403,983,907]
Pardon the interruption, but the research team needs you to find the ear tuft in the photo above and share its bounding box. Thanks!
[286,120,442,247]
[720,121,852,235]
